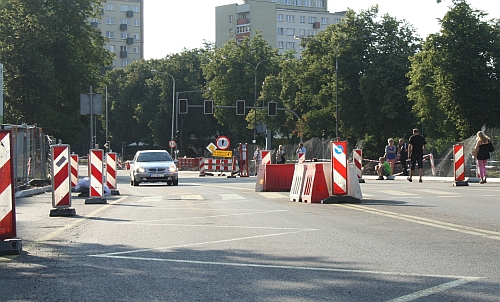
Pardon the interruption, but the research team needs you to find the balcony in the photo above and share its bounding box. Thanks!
[237,18,250,25]
[120,24,127,30]
[120,51,127,58]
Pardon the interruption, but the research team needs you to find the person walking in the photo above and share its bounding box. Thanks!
[253,145,261,176]
[398,138,409,176]
[385,138,397,175]
[472,131,494,184]
[407,129,426,183]
[276,145,286,164]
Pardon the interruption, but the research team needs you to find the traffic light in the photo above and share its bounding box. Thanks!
[204,100,213,114]
[179,99,188,114]
[175,130,180,140]
[236,100,245,115]
[268,102,277,116]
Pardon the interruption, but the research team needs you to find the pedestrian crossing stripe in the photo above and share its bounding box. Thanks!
[416,189,458,195]
[220,194,246,200]
[180,195,204,200]
[377,190,418,196]
[258,192,287,199]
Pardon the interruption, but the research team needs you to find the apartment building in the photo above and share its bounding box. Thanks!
[90,0,144,68]
[216,0,345,57]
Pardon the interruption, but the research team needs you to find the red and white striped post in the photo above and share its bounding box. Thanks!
[298,152,305,164]
[106,152,119,195]
[50,144,76,216]
[453,143,468,186]
[199,157,205,177]
[261,150,271,165]
[353,149,365,183]
[0,129,22,255]
[70,154,78,189]
[331,140,348,196]
[239,143,249,177]
[86,149,107,204]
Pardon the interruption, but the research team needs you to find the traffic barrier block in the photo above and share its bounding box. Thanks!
[301,163,331,203]
[289,164,307,202]
[322,163,362,204]
[255,164,296,192]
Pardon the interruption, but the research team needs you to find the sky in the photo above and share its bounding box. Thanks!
[143,0,500,60]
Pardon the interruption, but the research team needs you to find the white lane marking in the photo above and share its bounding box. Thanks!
[138,196,163,202]
[385,278,480,302]
[339,204,500,240]
[258,192,287,199]
[90,229,314,257]
[90,253,481,281]
[416,189,458,195]
[180,194,204,200]
[220,194,246,200]
[377,190,418,196]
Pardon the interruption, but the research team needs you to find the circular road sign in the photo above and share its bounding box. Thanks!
[168,140,177,148]
[216,136,230,150]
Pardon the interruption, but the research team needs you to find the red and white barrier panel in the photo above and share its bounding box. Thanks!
[199,157,205,176]
[353,149,364,179]
[51,145,72,208]
[298,152,305,164]
[453,143,468,186]
[331,140,348,196]
[202,159,233,175]
[106,152,118,191]
[0,130,16,241]
[71,154,78,188]
[87,149,106,203]
[261,150,271,165]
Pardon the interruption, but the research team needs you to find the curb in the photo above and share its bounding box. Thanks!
[15,186,52,198]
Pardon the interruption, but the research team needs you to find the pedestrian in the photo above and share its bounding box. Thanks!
[375,157,391,180]
[398,138,409,176]
[276,145,286,164]
[296,143,306,163]
[384,138,397,175]
[253,145,261,176]
[407,128,427,183]
[296,143,306,154]
[471,131,494,184]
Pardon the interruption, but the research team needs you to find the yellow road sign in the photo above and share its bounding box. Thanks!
[213,150,232,158]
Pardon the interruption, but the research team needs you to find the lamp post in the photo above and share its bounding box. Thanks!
[223,57,269,144]
[295,36,367,139]
[151,70,175,155]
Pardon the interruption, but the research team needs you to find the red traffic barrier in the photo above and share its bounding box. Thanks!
[301,163,331,203]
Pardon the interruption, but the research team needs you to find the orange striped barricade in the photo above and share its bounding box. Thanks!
[50,144,76,217]
[301,163,331,203]
[70,154,79,189]
[0,129,22,255]
[453,143,468,186]
[289,164,307,202]
[106,152,120,195]
[353,149,365,183]
[86,149,107,204]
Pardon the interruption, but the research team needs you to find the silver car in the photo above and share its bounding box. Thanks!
[130,150,178,186]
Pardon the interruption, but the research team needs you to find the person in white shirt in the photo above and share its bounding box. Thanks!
[253,145,261,175]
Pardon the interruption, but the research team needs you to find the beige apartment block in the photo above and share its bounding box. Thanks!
[90,0,144,68]
[216,0,345,57]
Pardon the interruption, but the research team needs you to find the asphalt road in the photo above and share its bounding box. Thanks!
[1,169,499,301]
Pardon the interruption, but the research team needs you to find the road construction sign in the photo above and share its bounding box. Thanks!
[213,150,232,158]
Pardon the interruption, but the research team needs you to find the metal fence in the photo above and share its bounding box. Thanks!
[1,124,52,191]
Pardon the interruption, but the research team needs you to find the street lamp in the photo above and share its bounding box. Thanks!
[223,57,269,144]
[295,36,368,139]
[151,70,175,155]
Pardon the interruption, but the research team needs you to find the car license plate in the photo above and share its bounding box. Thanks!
[150,174,164,177]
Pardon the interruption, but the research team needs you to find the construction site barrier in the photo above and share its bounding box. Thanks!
[289,164,307,202]
[106,152,119,194]
[453,143,468,186]
[71,154,79,188]
[255,163,296,192]
[301,163,331,203]
[332,140,348,196]
[50,144,76,217]
[86,149,106,204]
[199,158,234,176]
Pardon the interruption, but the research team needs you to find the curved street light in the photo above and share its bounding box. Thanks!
[151,70,176,154]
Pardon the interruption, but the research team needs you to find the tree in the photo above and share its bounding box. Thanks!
[0,0,112,144]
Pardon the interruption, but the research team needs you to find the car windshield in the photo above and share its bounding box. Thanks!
[136,152,173,162]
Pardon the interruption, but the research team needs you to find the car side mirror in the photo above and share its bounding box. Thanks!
[174,159,178,164]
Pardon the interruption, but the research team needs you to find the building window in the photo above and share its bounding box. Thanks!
[278,28,284,35]
[106,3,114,11]
[282,0,291,4]
[121,32,129,39]
[300,29,305,36]
[308,30,316,36]
[106,45,115,52]
[308,16,316,24]
[133,19,140,26]
[321,17,328,25]
[106,17,115,25]
[229,15,233,23]
[121,19,130,25]
[293,0,301,5]
[278,41,284,49]
[300,16,305,23]
[106,31,115,39]
[133,33,140,40]
[315,0,326,8]
[277,14,283,22]
[133,47,140,54]
[286,42,295,49]
[304,0,312,7]
[286,28,295,36]
[286,15,294,22]
[120,5,130,12]
[121,59,131,67]
[133,5,140,13]
[120,45,130,53]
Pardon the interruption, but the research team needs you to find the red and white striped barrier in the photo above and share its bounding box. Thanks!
[51,145,72,208]
[0,130,16,241]
[86,149,107,203]
[353,149,364,183]
[106,152,117,190]
[331,140,348,196]
[199,157,205,176]
[261,150,271,165]
[453,143,468,186]
[70,154,78,188]
[298,152,305,164]
[202,159,233,175]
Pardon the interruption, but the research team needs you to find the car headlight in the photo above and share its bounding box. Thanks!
[137,167,146,173]
[169,166,177,173]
